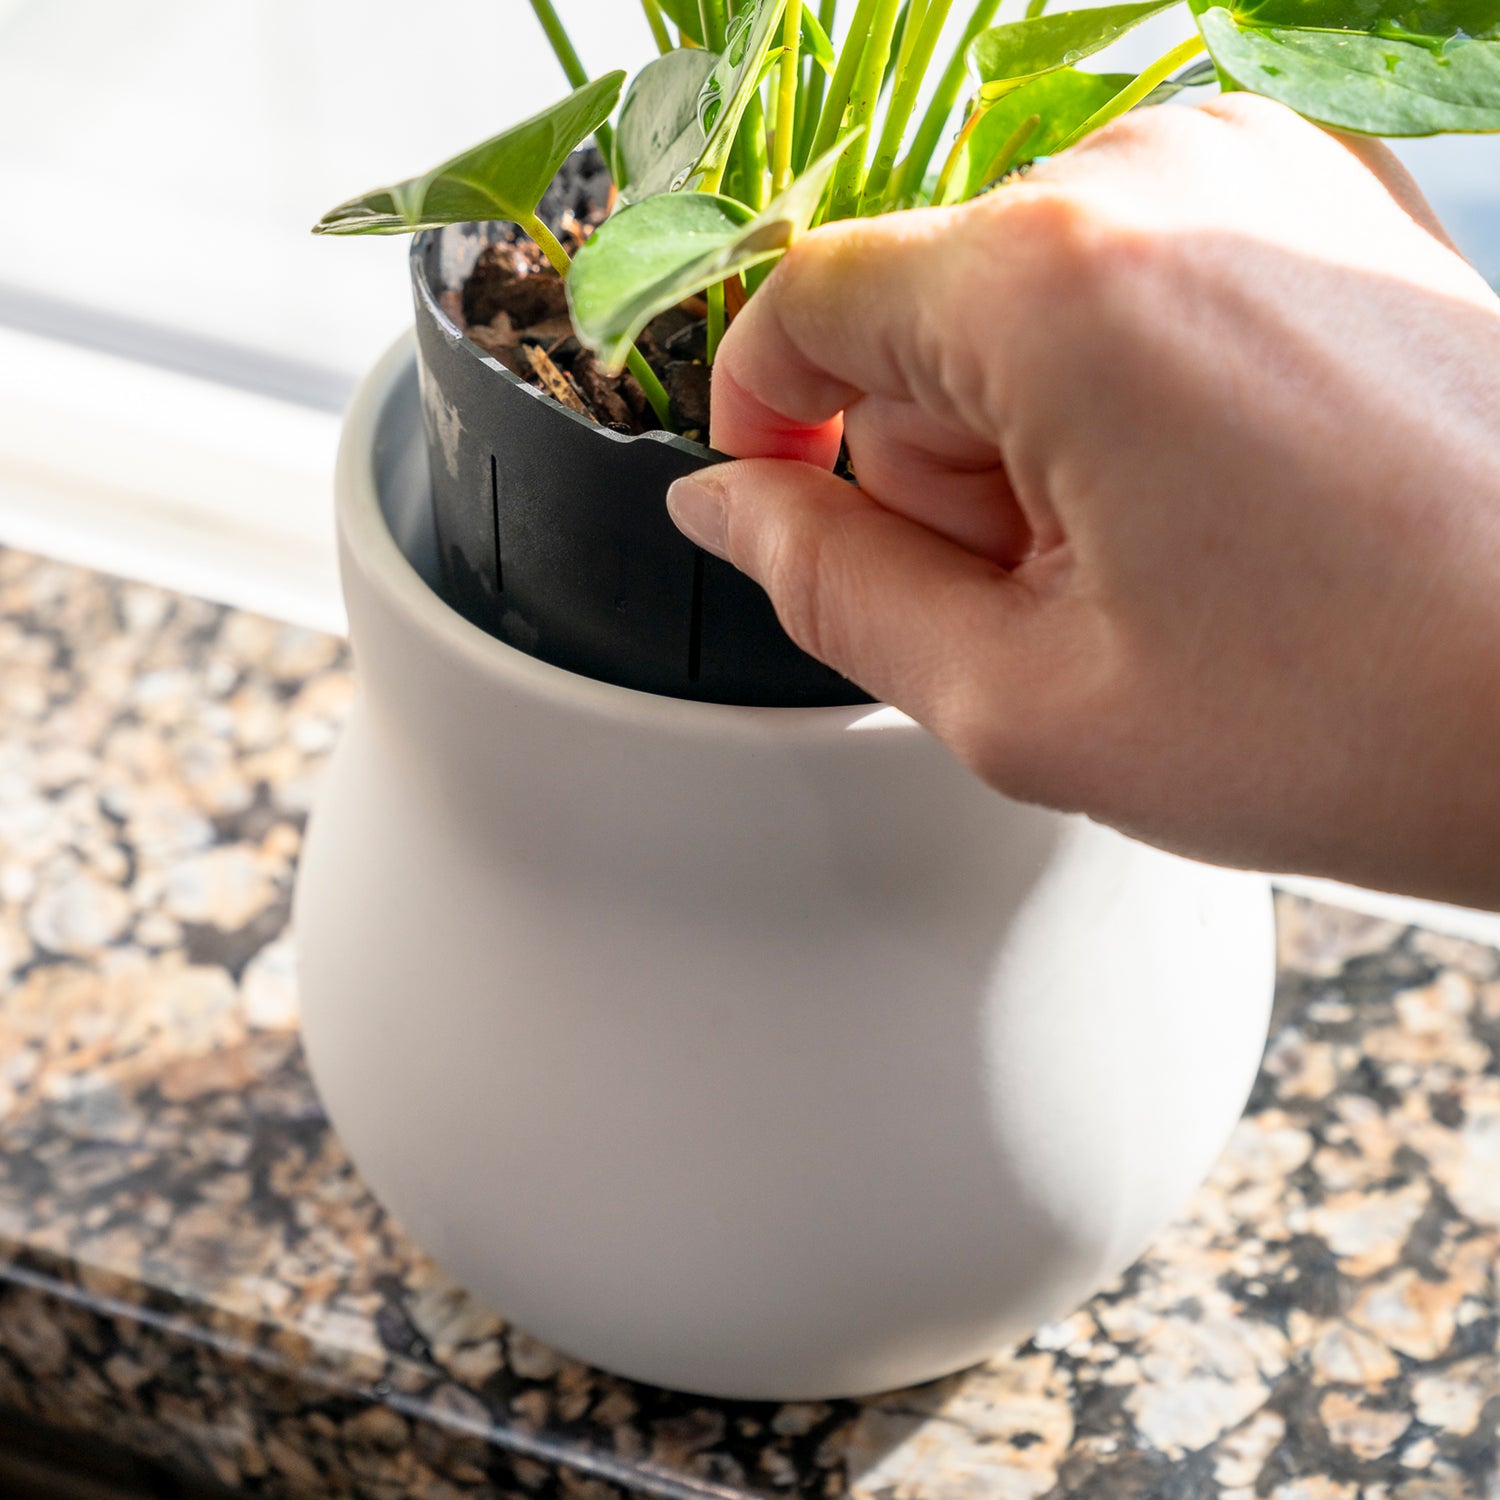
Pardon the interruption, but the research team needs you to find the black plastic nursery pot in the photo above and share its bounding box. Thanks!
[409,164,870,708]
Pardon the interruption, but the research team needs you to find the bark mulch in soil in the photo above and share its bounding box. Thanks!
[441,210,713,442]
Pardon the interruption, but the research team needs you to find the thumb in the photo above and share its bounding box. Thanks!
[666,456,1038,732]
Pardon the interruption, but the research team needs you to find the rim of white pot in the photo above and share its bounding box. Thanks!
[338,332,918,743]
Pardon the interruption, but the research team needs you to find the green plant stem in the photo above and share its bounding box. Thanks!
[773,0,802,192]
[722,87,768,210]
[698,0,728,49]
[641,0,674,51]
[798,0,834,165]
[880,1,914,100]
[807,0,879,165]
[1052,33,1206,152]
[1025,0,1048,15]
[862,0,953,210]
[739,91,770,209]
[976,112,1039,188]
[527,0,615,162]
[930,104,984,204]
[769,56,785,174]
[524,213,673,428]
[624,346,675,430]
[825,0,904,219]
[793,0,839,170]
[706,281,727,362]
[792,61,816,173]
[527,0,587,84]
[892,0,1001,202]
[523,214,576,280]
[891,0,927,82]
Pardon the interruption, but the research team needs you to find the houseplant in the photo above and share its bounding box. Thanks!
[314,0,1500,704]
[294,2,1499,1399]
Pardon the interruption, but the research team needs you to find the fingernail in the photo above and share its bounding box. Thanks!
[666,473,730,561]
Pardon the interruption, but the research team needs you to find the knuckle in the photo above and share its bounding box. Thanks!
[1006,186,1169,316]
[955,703,1086,811]
[773,218,870,310]
[1045,94,1208,178]
[1006,160,1198,304]
[925,614,1104,810]
[935,692,1049,804]
[758,516,843,669]
[928,691,996,780]
[979,186,1105,295]
[765,215,921,382]
[1093,100,1197,152]
[1198,89,1293,132]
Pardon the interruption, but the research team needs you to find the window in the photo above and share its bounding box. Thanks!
[0,0,1495,632]
[0,0,654,628]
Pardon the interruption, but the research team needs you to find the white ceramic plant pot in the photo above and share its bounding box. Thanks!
[296,334,1276,1401]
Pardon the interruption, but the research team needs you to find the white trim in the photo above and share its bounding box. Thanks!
[1272,876,1500,948]
[0,326,345,634]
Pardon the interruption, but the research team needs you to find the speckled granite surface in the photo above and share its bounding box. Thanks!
[1,542,1498,1499]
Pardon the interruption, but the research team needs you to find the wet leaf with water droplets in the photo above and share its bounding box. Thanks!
[1194,2,1500,133]
[612,48,720,203]
[314,74,625,233]
[970,0,1180,99]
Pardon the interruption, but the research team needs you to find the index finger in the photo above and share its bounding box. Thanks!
[709,206,966,465]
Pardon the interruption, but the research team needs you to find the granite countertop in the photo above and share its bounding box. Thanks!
[1,542,1498,1499]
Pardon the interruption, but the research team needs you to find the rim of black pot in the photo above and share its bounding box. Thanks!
[409,229,720,467]
[401,146,870,711]
[407,224,871,708]
[344,334,905,737]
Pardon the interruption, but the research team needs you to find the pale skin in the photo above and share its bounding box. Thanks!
[664,93,1500,910]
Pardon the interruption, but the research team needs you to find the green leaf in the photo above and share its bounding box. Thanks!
[569,136,853,369]
[1143,54,1218,99]
[686,0,789,189]
[314,73,626,234]
[759,44,793,86]
[1223,1,1498,41]
[612,48,720,201]
[800,3,836,72]
[938,69,1134,203]
[1193,3,1500,133]
[655,0,706,42]
[970,0,1181,98]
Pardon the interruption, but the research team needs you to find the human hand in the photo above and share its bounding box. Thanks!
[666,95,1500,907]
